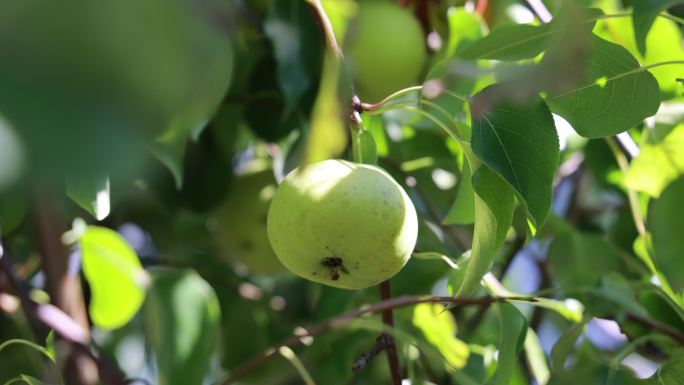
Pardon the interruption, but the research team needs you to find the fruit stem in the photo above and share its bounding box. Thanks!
[379,280,402,385]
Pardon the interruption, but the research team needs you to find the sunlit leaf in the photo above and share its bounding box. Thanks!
[632,0,682,55]
[597,10,684,96]
[144,268,221,385]
[649,176,684,291]
[412,303,469,370]
[546,35,660,138]
[444,7,487,60]
[624,124,684,197]
[80,226,147,329]
[524,328,550,385]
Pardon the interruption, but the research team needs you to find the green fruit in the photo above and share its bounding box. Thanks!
[267,159,418,289]
[346,2,427,103]
[212,160,284,275]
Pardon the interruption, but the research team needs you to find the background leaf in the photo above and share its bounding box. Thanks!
[551,318,589,373]
[80,225,147,329]
[490,303,528,385]
[66,175,110,221]
[265,0,322,114]
[649,176,684,291]
[632,0,683,55]
[144,268,221,385]
[624,124,684,197]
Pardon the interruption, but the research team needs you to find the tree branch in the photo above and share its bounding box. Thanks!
[379,280,401,385]
[216,294,537,385]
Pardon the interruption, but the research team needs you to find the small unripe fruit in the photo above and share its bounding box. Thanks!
[267,159,418,289]
[212,160,284,275]
[346,2,427,102]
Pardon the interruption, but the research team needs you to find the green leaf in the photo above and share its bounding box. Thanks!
[551,318,589,373]
[649,176,684,291]
[304,52,348,164]
[443,159,475,225]
[460,23,550,61]
[652,348,684,384]
[547,230,622,289]
[0,0,234,181]
[633,1,683,55]
[412,303,470,370]
[458,8,601,61]
[265,0,321,114]
[545,35,660,138]
[144,269,221,385]
[444,7,487,60]
[624,124,684,197]
[66,175,110,221]
[0,187,27,234]
[455,165,515,296]
[524,328,550,385]
[351,129,378,164]
[470,85,559,230]
[490,303,528,385]
[596,9,684,96]
[0,339,55,363]
[80,226,147,329]
[3,375,50,385]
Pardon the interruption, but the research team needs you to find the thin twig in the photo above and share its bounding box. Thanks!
[352,334,389,372]
[31,191,98,385]
[0,246,127,385]
[379,281,401,385]
[216,295,537,385]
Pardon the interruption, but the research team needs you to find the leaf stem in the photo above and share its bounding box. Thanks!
[278,346,317,385]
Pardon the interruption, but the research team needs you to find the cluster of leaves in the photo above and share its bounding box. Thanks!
[1,0,684,384]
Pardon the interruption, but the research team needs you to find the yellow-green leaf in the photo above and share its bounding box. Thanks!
[80,226,147,329]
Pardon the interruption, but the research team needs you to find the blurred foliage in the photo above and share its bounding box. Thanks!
[1,0,684,384]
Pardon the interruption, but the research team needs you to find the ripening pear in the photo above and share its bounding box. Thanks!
[267,159,418,289]
[346,2,427,102]
[212,159,284,275]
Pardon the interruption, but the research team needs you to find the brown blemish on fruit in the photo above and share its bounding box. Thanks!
[320,257,349,281]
